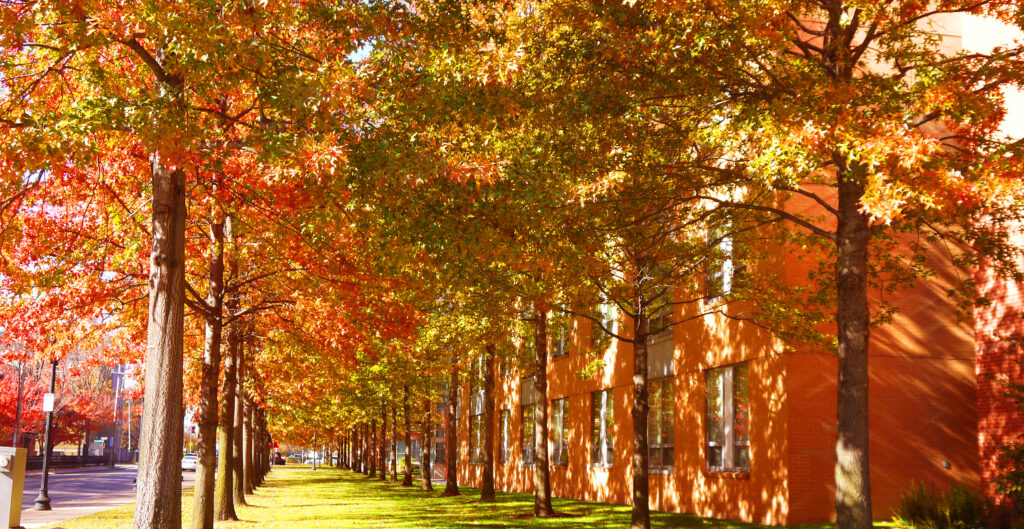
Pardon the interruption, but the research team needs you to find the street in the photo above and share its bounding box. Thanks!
[18,466,196,528]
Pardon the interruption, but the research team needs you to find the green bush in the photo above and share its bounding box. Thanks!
[994,439,1024,516]
[893,482,992,529]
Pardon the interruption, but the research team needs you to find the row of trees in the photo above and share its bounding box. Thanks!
[0,359,122,450]
[1,1,1023,529]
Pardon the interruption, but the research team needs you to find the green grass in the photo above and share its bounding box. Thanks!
[48,467,831,528]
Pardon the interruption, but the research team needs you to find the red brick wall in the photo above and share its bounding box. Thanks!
[976,235,1024,498]
[787,353,978,524]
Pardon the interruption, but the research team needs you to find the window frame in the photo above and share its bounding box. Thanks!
[499,409,511,464]
[648,377,674,472]
[469,412,484,464]
[520,403,536,466]
[706,226,747,302]
[551,397,570,466]
[706,362,750,472]
[552,324,569,358]
[591,388,614,468]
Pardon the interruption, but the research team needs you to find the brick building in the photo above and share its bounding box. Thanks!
[442,15,1024,524]
[976,230,1024,499]
[450,225,977,524]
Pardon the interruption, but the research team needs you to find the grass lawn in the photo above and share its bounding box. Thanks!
[48,466,832,528]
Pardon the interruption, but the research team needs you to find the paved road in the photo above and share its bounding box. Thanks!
[18,466,196,528]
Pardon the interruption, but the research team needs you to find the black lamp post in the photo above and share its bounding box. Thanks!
[34,359,58,511]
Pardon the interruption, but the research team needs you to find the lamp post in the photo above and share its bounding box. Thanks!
[12,361,24,447]
[110,365,123,467]
[34,359,57,511]
[126,398,132,463]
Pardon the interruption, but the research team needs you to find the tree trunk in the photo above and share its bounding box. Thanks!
[532,305,554,516]
[233,335,247,506]
[421,400,433,492]
[214,288,240,521]
[835,176,872,529]
[630,278,651,529]
[363,423,370,474]
[244,398,254,494]
[369,420,377,478]
[191,216,224,529]
[360,426,366,473]
[258,411,268,485]
[402,385,413,486]
[391,407,398,482]
[380,405,388,481]
[133,156,186,529]
[349,428,356,472]
[481,343,497,502]
[441,360,459,497]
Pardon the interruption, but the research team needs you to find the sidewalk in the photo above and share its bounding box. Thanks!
[25,463,137,476]
[18,465,195,529]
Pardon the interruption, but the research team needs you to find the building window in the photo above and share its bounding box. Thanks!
[499,410,511,464]
[552,397,569,465]
[706,227,745,301]
[647,302,672,338]
[551,315,570,358]
[649,377,674,470]
[456,386,462,420]
[707,363,750,471]
[469,413,484,463]
[434,442,445,463]
[521,403,535,465]
[591,389,614,467]
[591,301,617,353]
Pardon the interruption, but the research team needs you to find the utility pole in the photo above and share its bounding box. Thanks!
[33,359,57,510]
[13,361,24,447]
[126,398,132,463]
[110,364,123,467]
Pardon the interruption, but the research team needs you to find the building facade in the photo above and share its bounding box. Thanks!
[442,13,1021,525]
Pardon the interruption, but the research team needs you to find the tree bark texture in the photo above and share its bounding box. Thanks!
[391,407,398,482]
[369,420,377,478]
[214,290,240,521]
[233,336,247,506]
[363,423,370,474]
[244,398,254,494]
[421,400,433,492]
[133,156,186,529]
[402,385,413,487]
[532,306,553,516]
[834,177,872,529]
[630,279,651,529]
[190,216,224,529]
[481,343,497,502]
[442,361,460,497]
[379,405,388,481]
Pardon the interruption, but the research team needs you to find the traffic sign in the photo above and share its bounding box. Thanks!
[42,393,54,412]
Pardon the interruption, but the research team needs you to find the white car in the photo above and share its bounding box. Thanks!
[181,454,198,471]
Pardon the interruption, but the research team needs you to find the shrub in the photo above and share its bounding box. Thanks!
[893,482,992,529]
[993,439,1024,516]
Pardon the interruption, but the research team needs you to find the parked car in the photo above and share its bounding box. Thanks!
[181,453,198,471]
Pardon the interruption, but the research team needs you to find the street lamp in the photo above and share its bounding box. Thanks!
[110,364,124,467]
[12,361,24,447]
[33,358,58,511]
